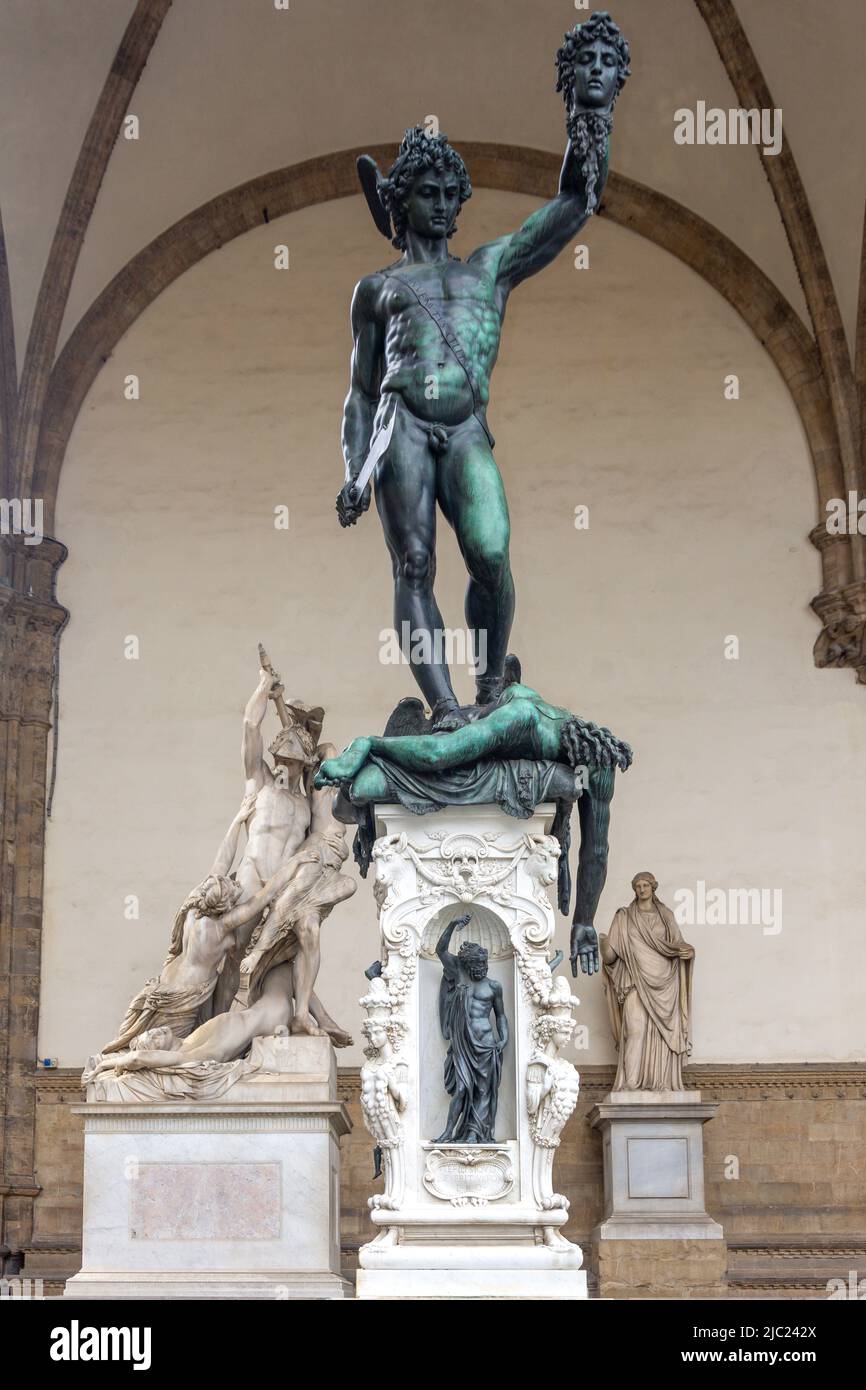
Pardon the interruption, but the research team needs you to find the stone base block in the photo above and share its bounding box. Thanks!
[65,1271,352,1300]
[357,1267,587,1299]
[590,1091,724,1235]
[594,1238,728,1300]
[589,1090,726,1296]
[595,1212,724,1241]
[66,1037,351,1301]
[358,1212,587,1299]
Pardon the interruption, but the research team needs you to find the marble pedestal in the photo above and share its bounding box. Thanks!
[589,1091,726,1297]
[356,803,587,1300]
[65,1035,352,1300]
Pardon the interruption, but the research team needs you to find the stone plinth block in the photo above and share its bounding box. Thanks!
[65,1036,352,1299]
[355,803,587,1300]
[589,1090,726,1296]
[595,1239,728,1300]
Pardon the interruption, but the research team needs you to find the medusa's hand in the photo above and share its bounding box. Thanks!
[570,922,599,977]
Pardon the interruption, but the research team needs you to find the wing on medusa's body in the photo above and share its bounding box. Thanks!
[382,697,429,737]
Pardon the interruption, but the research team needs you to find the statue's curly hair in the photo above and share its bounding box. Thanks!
[362,1016,406,1057]
[167,874,241,959]
[381,126,472,251]
[562,716,633,773]
[457,941,488,971]
[555,12,631,111]
[531,1012,575,1048]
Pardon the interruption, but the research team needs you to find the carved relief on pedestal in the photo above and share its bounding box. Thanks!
[526,976,581,1212]
[358,807,584,1282]
[422,1146,515,1205]
[371,833,415,913]
[359,977,409,1211]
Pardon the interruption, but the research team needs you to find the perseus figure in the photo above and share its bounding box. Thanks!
[434,914,508,1144]
[336,14,630,731]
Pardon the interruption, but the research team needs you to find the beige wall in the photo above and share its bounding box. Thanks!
[40,190,866,1069]
[10,0,866,360]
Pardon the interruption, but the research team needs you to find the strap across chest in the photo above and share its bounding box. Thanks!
[380,270,495,449]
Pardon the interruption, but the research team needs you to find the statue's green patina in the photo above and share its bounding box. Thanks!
[315,671,632,976]
[324,17,633,977]
[337,12,631,731]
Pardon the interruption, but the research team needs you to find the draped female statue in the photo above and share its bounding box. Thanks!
[600,873,694,1091]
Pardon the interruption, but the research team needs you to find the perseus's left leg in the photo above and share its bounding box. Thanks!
[437,428,515,705]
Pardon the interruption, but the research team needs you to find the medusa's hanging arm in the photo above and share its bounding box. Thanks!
[570,765,615,977]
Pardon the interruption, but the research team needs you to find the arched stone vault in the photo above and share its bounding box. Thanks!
[1,0,864,1267]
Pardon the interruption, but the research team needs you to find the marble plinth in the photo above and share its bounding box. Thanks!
[357,1208,587,1299]
[358,1268,587,1299]
[65,1035,352,1300]
[589,1090,723,1241]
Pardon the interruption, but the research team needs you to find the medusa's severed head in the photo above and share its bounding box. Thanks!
[555,11,631,115]
[553,13,632,218]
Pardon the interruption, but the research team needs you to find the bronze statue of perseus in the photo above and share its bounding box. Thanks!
[336,14,631,731]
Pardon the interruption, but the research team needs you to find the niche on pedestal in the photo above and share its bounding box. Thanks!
[418,904,517,1146]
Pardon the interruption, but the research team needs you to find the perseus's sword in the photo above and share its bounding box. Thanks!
[258,642,290,727]
[350,397,397,500]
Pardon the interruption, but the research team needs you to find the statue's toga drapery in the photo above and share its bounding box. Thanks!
[603,900,692,1091]
[439,976,502,1142]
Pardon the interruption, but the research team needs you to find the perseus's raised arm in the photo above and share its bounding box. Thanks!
[473,14,630,294]
[472,138,608,294]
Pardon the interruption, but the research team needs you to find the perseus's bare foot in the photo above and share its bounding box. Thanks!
[314,737,373,787]
[290,1011,329,1038]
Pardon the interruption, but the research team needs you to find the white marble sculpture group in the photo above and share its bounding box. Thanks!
[74,654,711,1299]
[84,649,356,1102]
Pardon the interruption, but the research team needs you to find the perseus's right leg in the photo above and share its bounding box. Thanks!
[375,408,464,725]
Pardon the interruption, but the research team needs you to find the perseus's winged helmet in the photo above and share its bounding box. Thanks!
[356,129,472,251]
[357,153,393,240]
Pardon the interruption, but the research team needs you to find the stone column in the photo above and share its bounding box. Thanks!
[0,533,68,1262]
